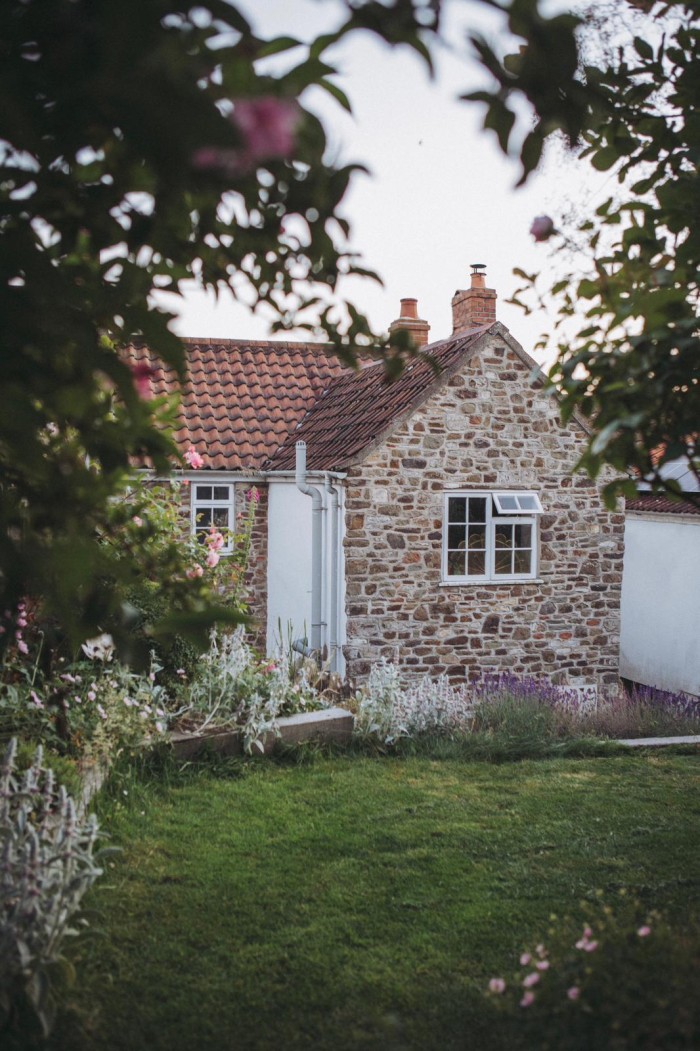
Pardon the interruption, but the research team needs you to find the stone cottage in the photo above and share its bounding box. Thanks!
[127,267,625,693]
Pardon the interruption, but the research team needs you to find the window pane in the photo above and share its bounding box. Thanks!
[195,486,212,500]
[497,494,518,511]
[213,508,229,528]
[213,486,230,500]
[467,525,486,550]
[196,508,213,527]
[494,549,512,574]
[468,550,486,575]
[514,549,533,574]
[516,494,538,511]
[494,524,513,549]
[448,497,466,523]
[447,550,465,576]
[468,497,487,522]
[514,524,532,548]
[448,524,466,549]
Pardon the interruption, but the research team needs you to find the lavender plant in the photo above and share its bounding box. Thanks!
[0,738,106,1037]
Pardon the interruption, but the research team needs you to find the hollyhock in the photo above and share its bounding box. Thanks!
[488,978,506,994]
[520,992,535,1008]
[530,215,555,242]
[247,485,260,503]
[523,972,540,989]
[184,447,204,469]
[186,565,204,579]
[207,529,225,552]
[206,549,220,568]
[520,953,532,966]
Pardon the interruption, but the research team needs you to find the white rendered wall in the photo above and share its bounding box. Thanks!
[266,480,346,676]
[620,514,700,697]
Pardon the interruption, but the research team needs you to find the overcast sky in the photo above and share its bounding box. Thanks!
[160,0,612,366]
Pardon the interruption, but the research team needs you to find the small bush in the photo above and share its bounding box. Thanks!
[0,739,107,1038]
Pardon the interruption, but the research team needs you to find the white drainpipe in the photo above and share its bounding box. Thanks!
[295,441,323,654]
[324,475,340,673]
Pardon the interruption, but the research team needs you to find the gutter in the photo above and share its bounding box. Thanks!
[295,441,324,655]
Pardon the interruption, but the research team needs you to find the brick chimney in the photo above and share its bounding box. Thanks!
[451,264,497,334]
[389,297,430,348]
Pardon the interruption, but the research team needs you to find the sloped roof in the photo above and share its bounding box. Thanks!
[123,338,349,470]
[264,328,490,471]
[626,493,700,516]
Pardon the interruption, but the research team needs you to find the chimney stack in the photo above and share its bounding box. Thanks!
[389,297,430,349]
[451,264,497,334]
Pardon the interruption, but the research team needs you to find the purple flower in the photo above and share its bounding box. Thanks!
[523,972,541,989]
[530,215,555,242]
[520,991,535,1008]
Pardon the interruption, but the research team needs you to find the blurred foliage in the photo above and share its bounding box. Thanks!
[467,0,699,505]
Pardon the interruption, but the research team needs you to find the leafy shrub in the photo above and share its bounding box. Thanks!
[0,739,106,1037]
[486,902,700,1050]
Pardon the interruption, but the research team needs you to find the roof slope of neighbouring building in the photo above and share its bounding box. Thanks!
[626,493,700,516]
[123,338,350,470]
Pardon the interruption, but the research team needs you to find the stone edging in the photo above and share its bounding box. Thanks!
[170,706,355,760]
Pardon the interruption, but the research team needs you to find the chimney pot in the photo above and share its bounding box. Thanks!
[451,265,497,335]
[389,297,430,348]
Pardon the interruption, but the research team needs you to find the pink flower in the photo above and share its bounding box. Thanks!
[184,447,204,469]
[530,215,555,242]
[176,668,187,678]
[233,98,299,161]
[520,953,532,966]
[206,530,225,552]
[637,925,651,938]
[186,565,204,580]
[488,978,506,994]
[206,549,220,568]
[130,362,156,400]
[583,940,598,953]
[247,486,260,504]
[30,690,44,709]
[520,992,535,1008]
[17,640,28,655]
[132,516,143,528]
[567,986,580,1001]
[87,690,97,701]
[97,703,107,720]
[522,972,540,989]
[535,960,550,971]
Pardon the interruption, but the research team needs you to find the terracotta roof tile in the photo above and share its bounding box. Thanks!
[626,493,700,515]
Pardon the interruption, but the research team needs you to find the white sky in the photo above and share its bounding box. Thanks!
[161,0,613,366]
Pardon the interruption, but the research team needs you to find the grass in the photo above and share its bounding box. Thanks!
[19,748,700,1051]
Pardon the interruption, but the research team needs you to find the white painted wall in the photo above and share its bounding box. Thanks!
[266,480,346,675]
[620,513,700,697]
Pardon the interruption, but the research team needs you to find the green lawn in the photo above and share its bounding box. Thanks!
[36,751,700,1050]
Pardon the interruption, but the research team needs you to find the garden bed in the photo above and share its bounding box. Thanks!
[169,705,354,760]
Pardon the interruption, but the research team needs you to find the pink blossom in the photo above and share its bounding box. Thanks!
[520,953,532,966]
[583,940,598,953]
[130,362,156,400]
[87,690,97,701]
[530,215,555,242]
[637,925,651,938]
[184,447,204,469]
[567,986,580,1001]
[176,668,187,678]
[97,703,108,720]
[17,616,27,628]
[520,991,535,1008]
[186,565,204,580]
[206,549,220,568]
[535,960,550,971]
[522,972,540,989]
[133,516,143,528]
[17,640,28,655]
[207,530,225,552]
[247,486,260,503]
[30,690,44,709]
[193,98,300,175]
[488,978,506,994]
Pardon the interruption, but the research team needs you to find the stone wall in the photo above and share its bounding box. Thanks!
[342,332,624,692]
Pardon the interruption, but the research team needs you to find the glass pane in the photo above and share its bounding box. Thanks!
[497,494,518,511]
[468,497,487,522]
[467,550,486,575]
[516,494,538,511]
[448,497,466,524]
[213,486,230,501]
[213,508,229,528]
[514,524,532,548]
[196,508,213,527]
[494,524,513,549]
[448,524,466,549]
[514,549,533,574]
[467,525,486,550]
[195,486,212,500]
[447,550,465,576]
[494,549,512,574]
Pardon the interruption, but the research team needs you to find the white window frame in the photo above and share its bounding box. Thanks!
[442,491,543,584]
[191,482,234,554]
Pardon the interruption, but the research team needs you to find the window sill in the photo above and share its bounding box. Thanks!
[439,578,543,587]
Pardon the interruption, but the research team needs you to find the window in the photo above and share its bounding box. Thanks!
[442,491,543,583]
[191,483,234,553]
